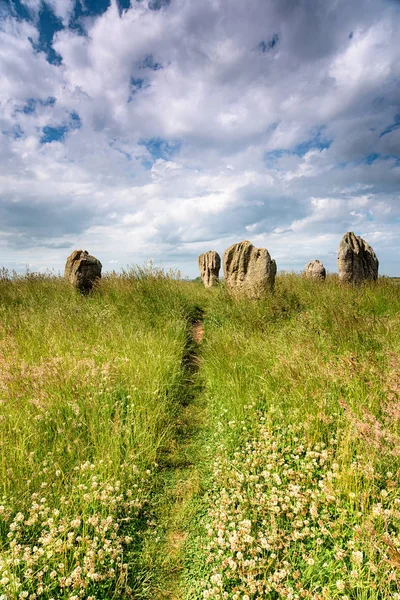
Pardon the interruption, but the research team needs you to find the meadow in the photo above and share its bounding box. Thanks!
[0,270,399,599]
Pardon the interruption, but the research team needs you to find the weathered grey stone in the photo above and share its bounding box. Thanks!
[198,251,221,288]
[305,259,326,281]
[223,240,276,299]
[337,232,378,284]
[64,250,102,292]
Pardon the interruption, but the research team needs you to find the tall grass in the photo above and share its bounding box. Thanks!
[0,272,399,599]
[0,270,193,599]
[185,275,400,599]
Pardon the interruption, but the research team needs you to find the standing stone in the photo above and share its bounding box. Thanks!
[337,232,379,284]
[64,250,102,292]
[305,259,326,281]
[223,240,277,299]
[198,251,221,288]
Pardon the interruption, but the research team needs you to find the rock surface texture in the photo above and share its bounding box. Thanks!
[337,232,379,284]
[223,240,277,299]
[198,250,221,287]
[304,259,326,280]
[64,250,102,292]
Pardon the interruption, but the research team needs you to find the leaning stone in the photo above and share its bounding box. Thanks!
[64,250,102,292]
[305,259,326,280]
[223,240,276,299]
[338,232,378,284]
[198,251,221,287]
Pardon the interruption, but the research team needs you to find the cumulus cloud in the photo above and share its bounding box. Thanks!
[0,0,399,275]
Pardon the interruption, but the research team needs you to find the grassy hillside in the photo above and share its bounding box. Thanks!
[0,269,199,599]
[0,272,399,599]
[185,275,400,599]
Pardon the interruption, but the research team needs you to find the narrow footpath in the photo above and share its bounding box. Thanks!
[149,316,206,599]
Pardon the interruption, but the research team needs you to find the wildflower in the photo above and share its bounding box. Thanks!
[335,548,345,560]
[210,573,223,587]
[336,581,345,592]
[350,570,358,578]
[351,551,363,566]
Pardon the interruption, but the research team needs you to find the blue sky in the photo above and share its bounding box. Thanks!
[0,0,399,276]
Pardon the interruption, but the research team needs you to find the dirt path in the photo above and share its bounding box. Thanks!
[153,317,206,599]
[191,320,204,344]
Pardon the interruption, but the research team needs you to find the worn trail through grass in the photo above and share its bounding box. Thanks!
[0,274,210,600]
[148,314,206,599]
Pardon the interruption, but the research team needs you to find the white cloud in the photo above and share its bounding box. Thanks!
[0,0,399,276]
[46,0,75,24]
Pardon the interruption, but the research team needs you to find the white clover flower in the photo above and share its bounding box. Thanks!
[336,580,345,592]
[335,549,345,560]
[351,551,363,565]
[210,573,223,587]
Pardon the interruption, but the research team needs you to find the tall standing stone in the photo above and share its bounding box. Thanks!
[337,232,379,284]
[64,250,102,292]
[223,240,277,299]
[198,251,221,288]
[304,259,326,280]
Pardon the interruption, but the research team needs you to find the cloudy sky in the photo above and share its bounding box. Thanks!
[0,0,399,277]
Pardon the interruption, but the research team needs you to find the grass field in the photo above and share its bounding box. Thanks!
[0,271,399,599]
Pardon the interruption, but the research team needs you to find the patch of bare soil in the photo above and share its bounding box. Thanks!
[191,320,204,345]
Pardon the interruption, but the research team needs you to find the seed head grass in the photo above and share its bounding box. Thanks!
[184,275,400,599]
[0,268,196,599]
[0,271,399,599]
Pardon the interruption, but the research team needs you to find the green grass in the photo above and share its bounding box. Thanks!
[0,272,399,599]
[184,275,400,599]
[0,269,201,599]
